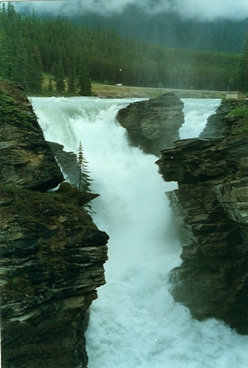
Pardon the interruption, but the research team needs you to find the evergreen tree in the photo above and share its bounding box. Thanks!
[68,60,76,93]
[0,3,242,93]
[54,60,65,93]
[78,62,92,96]
[48,77,53,92]
[239,36,248,92]
[27,45,43,92]
[77,142,91,192]
[0,35,12,80]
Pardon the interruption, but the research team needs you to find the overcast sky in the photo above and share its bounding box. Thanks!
[12,0,248,21]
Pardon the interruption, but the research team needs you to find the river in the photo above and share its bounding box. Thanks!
[31,97,248,368]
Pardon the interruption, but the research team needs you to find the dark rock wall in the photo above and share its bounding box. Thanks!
[0,82,108,367]
[48,141,80,187]
[157,100,248,334]
[0,81,63,190]
[116,92,184,156]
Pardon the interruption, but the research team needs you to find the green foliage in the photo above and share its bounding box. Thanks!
[67,54,77,93]
[48,77,53,92]
[229,105,248,119]
[53,60,65,93]
[231,121,248,135]
[0,182,93,224]
[77,142,92,192]
[228,104,248,135]
[157,81,164,88]
[78,63,91,96]
[239,36,248,92]
[0,4,43,93]
[0,90,33,128]
[0,3,242,93]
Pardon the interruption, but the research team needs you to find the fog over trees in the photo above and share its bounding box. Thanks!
[0,3,245,94]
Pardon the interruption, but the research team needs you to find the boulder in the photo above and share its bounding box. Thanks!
[116,92,184,155]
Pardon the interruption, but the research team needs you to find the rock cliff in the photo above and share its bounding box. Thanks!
[116,92,184,155]
[48,141,80,187]
[0,81,63,190]
[0,81,109,367]
[157,100,248,334]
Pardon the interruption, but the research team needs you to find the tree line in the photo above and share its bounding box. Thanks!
[239,36,248,93]
[0,3,243,94]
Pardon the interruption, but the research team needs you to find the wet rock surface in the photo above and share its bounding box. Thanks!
[0,81,63,190]
[157,100,248,334]
[0,81,108,367]
[48,141,80,187]
[116,92,184,155]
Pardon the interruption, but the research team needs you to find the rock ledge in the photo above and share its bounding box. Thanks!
[157,100,248,334]
[0,81,108,367]
[117,92,184,155]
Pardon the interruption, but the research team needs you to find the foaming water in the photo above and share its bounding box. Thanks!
[180,98,220,139]
[31,97,248,368]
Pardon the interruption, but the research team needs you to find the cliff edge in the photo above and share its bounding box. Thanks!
[157,100,248,334]
[116,92,184,156]
[0,81,109,367]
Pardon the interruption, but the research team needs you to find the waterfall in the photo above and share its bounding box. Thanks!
[180,98,220,139]
[31,96,248,368]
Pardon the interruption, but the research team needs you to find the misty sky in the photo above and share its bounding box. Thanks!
[13,0,248,21]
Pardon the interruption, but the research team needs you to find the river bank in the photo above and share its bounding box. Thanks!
[32,82,228,99]
[92,83,228,99]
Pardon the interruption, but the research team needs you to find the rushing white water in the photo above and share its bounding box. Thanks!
[31,97,248,368]
[180,98,220,139]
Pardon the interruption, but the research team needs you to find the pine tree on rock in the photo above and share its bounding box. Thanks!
[77,142,92,192]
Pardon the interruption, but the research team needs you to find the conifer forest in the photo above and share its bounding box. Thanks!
[0,3,247,94]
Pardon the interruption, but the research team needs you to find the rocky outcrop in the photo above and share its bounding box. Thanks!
[116,92,184,155]
[157,100,248,334]
[48,141,80,187]
[0,81,63,190]
[0,81,108,367]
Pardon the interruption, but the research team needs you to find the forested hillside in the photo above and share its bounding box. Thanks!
[19,4,248,54]
[70,9,247,54]
[0,4,242,94]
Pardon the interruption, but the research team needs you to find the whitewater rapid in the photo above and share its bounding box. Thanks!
[31,97,248,368]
